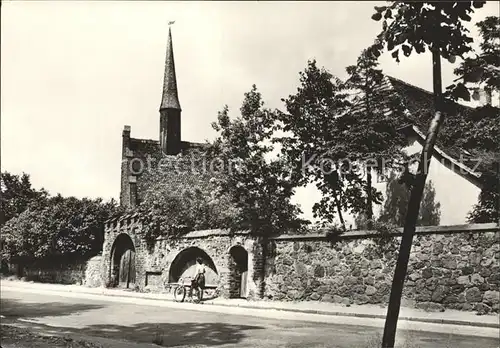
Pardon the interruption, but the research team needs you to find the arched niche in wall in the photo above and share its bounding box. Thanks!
[109,233,136,288]
[168,247,218,285]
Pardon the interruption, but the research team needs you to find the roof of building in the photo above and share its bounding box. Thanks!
[387,76,475,129]
[398,124,482,187]
[385,76,498,180]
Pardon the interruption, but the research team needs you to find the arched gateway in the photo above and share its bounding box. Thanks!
[110,233,136,288]
[168,247,218,285]
[229,245,249,298]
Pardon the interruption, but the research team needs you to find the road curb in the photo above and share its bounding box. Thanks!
[2,282,499,329]
[199,301,500,329]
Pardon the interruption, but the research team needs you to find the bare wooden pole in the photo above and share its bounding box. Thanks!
[381,49,444,348]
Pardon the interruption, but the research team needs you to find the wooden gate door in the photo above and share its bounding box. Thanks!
[128,250,136,286]
[240,270,248,298]
[118,249,136,288]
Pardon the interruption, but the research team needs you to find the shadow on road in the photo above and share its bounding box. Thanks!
[1,297,264,346]
[0,298,103,320]
[79,321,264,346]
[3,319,264,347]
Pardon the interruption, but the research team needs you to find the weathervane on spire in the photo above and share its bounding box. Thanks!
[168,20,175,26]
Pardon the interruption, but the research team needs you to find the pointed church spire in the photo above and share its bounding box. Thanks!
[160,23,181,111]
[159,22,182,155]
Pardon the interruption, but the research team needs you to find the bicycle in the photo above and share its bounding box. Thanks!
[172,276,203,303]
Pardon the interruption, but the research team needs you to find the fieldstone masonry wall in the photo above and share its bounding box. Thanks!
[265,225,500,314]
[100,221,499,313]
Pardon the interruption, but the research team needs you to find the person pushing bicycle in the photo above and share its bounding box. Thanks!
[190,257,206,302]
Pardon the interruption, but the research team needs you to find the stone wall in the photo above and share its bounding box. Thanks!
[21,259,88,285]
[101,220,499,313]
[84,255,103,287]
[101,213,149,288]
[264,224,500,314]
[102,214,262,299]
[146,231,260,298]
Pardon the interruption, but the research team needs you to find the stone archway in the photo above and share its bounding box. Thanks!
[168,247,218,285]
[110,233,136,288]
[229,245,248,298]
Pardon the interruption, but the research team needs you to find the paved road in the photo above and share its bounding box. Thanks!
[1,289,498,348]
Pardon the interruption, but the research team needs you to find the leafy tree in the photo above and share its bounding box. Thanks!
[210,85,306,236]
[0,172,47,225]
[379,172,441,227]
[343,49,408,226]
[278,60,368,229]
[442,15,500,224]
[377,172,411,227]
[467,151,499,223]
[418,180,441,226]
[278,54,407,229]
[447,15,500,101]
[370,2,486,346]
[1,194,120,265]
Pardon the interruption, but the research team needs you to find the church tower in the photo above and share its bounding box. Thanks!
[159,24,182,155]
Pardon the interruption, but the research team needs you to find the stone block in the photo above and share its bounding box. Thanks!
[471,273,485,285]
[408,272,421,281]
[431,285,449,302]
[483,290,500,305]
[415,302,445,312]
[475,303,491,315]
[466,287,482,302]
[321,294,335,303]
[353,294,370,305]
[422,267,433,279]
[314,265,325,278]
[310,292,321,301]
[365,285,377,296]
[461,266,474,275]
[331,275,344,286]
[457,275,470,285]
[364,276,375,286]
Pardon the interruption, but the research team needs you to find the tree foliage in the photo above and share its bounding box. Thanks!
[277,60,354,228]
[278,55,407,228]
[371,2,488,104]
[210,85,307,236]
[138,172,238,247]
[1,192,120,263]
[378,172,441,227]
[0,172,47,226]
[447,15,500,101]
[467,151,499,223]
[371,2,486,61]
[343,48,408,222]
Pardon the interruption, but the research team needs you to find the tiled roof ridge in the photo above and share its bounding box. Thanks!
[398,124,482,183]
[386,75,476,112]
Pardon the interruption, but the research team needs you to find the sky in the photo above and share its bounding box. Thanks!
[1,1,498,216]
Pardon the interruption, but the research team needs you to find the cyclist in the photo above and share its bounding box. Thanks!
[190,257,206,302]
